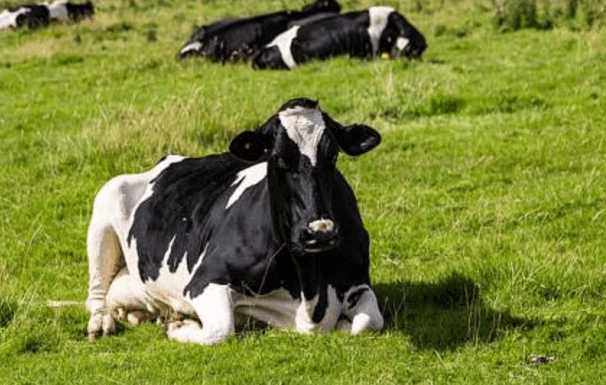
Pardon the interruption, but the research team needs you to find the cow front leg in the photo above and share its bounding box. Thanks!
[168,284,235,345]
[342,285,384,335]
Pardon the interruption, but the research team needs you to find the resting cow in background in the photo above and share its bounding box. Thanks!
[86,98,384,345]
[178,0,341,61]
[253,6,427,70]
[0,1,93,30]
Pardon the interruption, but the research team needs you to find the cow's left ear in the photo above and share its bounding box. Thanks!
[333,124,381,156]
[229,131,270,162]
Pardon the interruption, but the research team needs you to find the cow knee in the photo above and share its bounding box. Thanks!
[166,319,231,345]
[343,286,384,335]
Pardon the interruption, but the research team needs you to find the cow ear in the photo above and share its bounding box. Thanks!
[333,124,381,156]
[229,131,270,162]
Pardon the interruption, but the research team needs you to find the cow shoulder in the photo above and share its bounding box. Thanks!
[128,153,250,283]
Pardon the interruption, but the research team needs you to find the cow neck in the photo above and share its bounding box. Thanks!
[290,254,326,301]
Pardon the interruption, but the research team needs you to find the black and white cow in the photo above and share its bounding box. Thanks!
[252,6,427,70]
[0,4,49,29]
[86,98,384,344]
[178,0,341,61]
[0,1,93,30]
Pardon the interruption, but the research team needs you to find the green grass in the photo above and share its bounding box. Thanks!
[1,0,605,383]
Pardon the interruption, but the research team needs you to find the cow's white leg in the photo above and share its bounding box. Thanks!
[106,268,154,326]
[167,284,235,345]
[85,216,123,340]
[342,285,384,335]
[166,319,205,344]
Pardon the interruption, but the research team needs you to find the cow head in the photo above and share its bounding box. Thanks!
[380,11,427,59]
[66,1,95,21]
[301,0,341,14]
[229,98,380,256]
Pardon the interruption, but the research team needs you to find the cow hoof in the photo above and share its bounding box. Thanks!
[114,307,127,321]
[102,313,116,336]
[126,310,152,326]
[87,313,104,342]
[336,318,352,332]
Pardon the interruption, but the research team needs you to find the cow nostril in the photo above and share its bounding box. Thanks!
[308,219,335,234]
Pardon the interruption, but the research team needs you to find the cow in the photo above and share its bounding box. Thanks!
[46,1,94,23]
[0,1,93,30]
[178,0,341,61]
[252,6,427,70]
[0,4,49,30]
[86,98,385,345]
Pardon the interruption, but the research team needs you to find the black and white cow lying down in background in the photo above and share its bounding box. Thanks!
[253,6,427,70]
[0,1,94,30]
[86,98,384,344]
[178,0,341,61]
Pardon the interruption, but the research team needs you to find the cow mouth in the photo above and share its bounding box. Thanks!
[302,236,340,253]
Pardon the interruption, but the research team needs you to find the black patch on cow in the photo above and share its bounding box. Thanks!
[127,154,248,282]
[65,1,94,22]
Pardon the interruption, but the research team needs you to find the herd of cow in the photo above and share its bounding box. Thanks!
[179,0,427,69]
[4,1,430,345]
[2,0,427,70]
[0,1,93,30]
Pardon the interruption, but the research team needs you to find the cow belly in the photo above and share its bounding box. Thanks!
[233,286,342,332]
[234,289,299,329]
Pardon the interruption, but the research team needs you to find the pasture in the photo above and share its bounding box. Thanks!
[1,0,605,383]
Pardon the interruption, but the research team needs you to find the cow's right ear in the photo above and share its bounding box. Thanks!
[229,131,270,162]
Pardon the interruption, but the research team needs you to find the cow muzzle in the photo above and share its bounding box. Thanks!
[300,219,340,253]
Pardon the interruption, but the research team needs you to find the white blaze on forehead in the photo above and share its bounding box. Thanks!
[180,41,202,56]
[0,8,30,30]
[396,37,410,51]
[367,6,395,56]
[226,162,267,209]
[278,106,325,166]
[266,25,300,69]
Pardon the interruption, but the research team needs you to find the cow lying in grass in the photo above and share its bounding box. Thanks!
[178,0,341,61]
[253,6,427,70]
[86,98,384,345]
[0,1,93,30]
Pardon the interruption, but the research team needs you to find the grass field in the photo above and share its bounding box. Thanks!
[1,0,606,383]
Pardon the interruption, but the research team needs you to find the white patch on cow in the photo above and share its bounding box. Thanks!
[47,1,69,21]
[166,319,206,344]
[226,162,267,209]
[308,219,334,233]
[278,106,325,166]
[234,288,299,329]
[367,6,395,56]
[188,283,235,344]
[0,8,30,30]
[396,37,410,51]
[233,285,341,333]
[180,41,202,56]
[86,154,187,335]
[266,25,300,69]
[144,238,208,316]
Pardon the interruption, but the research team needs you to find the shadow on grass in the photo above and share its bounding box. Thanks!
[375,273,536,351]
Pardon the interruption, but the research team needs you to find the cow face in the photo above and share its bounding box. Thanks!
[301,0,341,13]
[229,98,380,256]
[381,12,427,59]
[68,2,95,21]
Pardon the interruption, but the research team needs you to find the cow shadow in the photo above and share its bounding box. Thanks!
[374,273,537,351]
